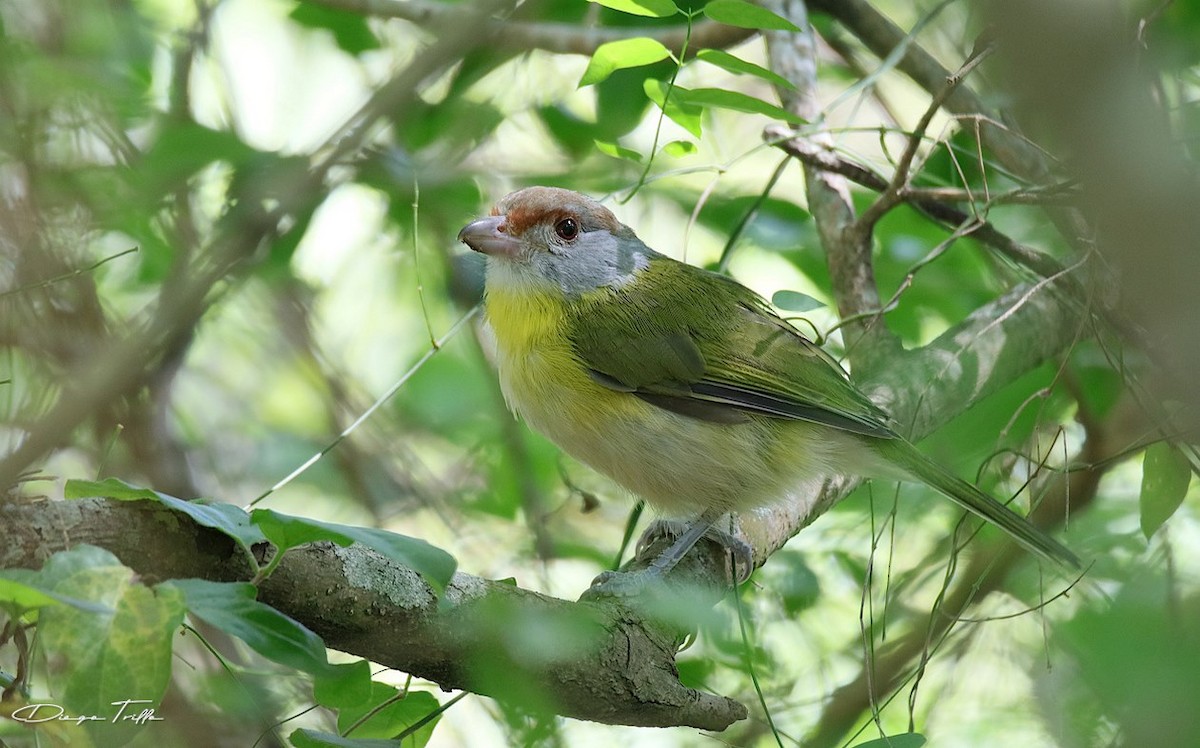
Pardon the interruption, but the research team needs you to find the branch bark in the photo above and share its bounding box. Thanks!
[0,497,747,731]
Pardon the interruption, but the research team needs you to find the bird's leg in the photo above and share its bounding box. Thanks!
[637,515,754,583]
[582,510,752,600]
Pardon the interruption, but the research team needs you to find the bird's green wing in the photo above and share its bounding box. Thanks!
[567,261,895,438]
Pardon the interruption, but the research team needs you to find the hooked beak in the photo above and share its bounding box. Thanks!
[458,215,521,258]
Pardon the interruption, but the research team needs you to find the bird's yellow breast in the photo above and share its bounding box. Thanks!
[483,283,637,432]
[483,279,866,517]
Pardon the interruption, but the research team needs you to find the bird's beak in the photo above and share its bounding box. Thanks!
[458,215,521,258]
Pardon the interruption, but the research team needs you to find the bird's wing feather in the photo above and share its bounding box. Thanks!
[567,259,895,438]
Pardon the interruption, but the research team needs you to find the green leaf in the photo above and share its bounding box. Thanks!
[138,122,259,196]
[290,729,403,748]
[1140,442,1193,539]
[766,551,821,615]
[37,546,184,745]
[851,734,927,748]
[594,139,644,162]
[314,660,373,710]
[289,3,380,55]
[703,0,800,31]
[595,66,662,140]
[580,37,671,87]
[538,105,597,158]
[662,139,697,157]
[664,190,814,253]
[674,86,802,122]
[772,289,824,312]
[0,575,61,612]
[337,681,442,744]
[251,509,457,595]
[643,79,703,137]
[252,507,356,549]
[64,477,158,501]
[66,477,265,556]
[0,570,111,616]
[163,499,265,553]
[586,0,677,18]
[167,579,338,677]
[696,48,796,90]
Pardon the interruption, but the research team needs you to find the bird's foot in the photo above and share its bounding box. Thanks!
[638,518,755,584]
[580,568,662,601]
[581,514,755,601]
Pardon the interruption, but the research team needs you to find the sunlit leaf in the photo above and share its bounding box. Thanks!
[661,140,696,157]
[1140,442,1193,539]
[37,546,184,746]
[643,79,702,137]
[594,139,644,162]
[64,477,159,502]
[703,0,800,31]
[0,576,61,612]
[586,0,677,18]
[65,478,265,556]
[674,86,802,122]
[0,570,110,615]
[580,38,671,87]
[696,48,796,90]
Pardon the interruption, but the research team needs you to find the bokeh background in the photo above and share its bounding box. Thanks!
[2,0,1199,746]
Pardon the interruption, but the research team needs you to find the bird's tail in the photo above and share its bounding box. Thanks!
[872,438,1080,569]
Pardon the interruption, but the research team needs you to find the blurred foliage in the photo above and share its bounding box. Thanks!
[0,0,1198,747]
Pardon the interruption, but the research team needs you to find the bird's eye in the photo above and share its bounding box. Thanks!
[554,217,579,241]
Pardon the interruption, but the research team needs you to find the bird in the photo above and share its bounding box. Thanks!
[458,186,1079,595]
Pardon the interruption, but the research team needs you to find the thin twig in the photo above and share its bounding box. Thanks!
[857,56,974,230]
[249,306,479,506]
[763,124,1074,283]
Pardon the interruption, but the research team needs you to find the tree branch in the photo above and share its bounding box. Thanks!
[806,0,1052,184]
[762,124,1077,286]
[806,0,1095,255]
[0,497,748,731]
[762,0,891,355]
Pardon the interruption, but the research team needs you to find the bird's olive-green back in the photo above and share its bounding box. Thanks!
[564,256,895,437]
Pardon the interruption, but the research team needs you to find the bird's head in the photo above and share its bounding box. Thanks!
[458,186,654,295]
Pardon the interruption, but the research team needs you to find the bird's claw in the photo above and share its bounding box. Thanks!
[580,569,660,601]
[638,518,756,584]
